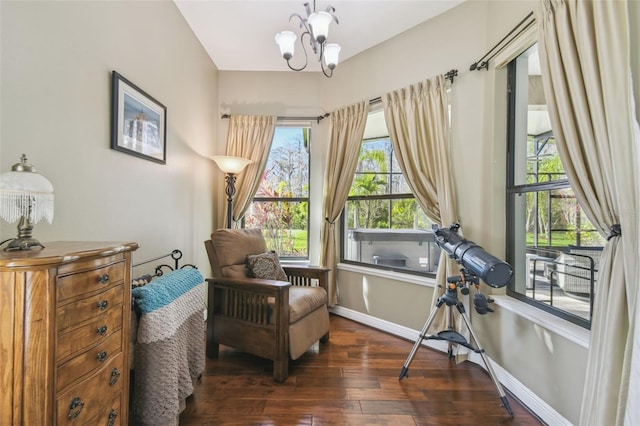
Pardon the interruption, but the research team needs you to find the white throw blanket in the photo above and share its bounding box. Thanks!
[131,269,206,426]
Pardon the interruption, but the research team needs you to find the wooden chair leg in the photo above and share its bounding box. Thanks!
[206,340,219,359]
[273,355,288,383]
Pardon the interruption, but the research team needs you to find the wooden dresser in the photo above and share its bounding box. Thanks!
[0,241,138,425]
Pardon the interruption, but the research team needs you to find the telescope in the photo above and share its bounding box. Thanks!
[433,223,513,288]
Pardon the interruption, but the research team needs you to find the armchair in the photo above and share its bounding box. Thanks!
[204,228,330,382]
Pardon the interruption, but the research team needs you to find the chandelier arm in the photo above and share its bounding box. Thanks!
[319,44,334,78]
[285,31,311,72]
[320,60,334,78]
[289,13,307,28]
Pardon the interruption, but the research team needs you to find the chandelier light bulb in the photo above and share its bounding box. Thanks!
[275,31,297,60]
[323,43,341,69]
[308,11,332,43]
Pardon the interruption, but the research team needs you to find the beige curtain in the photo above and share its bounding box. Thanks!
[536,1,640,424]
[320,102,369,305]
[225,115,277,228]
[382,75,461,342]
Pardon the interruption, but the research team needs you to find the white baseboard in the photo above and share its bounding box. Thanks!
[329,305,571,426]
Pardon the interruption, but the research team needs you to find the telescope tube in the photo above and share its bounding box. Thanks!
[434,225,513,288]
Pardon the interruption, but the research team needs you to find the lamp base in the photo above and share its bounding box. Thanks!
[3,236,45,251]
[3,214,46,251]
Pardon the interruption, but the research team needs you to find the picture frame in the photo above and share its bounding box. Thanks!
[111,71,167,164]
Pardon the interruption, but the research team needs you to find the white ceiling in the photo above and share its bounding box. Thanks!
[174,0,466,73]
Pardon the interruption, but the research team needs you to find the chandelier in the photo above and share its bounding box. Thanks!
[275,1,341,78]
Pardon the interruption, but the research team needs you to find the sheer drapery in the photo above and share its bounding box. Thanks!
[382,75,460,337]
[536,1,639,424]
[320,102,369,305]
[224,115,277,228]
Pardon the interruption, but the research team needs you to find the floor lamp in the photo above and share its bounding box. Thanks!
[210,156,252,228]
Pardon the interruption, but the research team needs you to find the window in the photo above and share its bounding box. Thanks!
[506,43,605,327]
[244,126,310,259]
[341,110,439,274]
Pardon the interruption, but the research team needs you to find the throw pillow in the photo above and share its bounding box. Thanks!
[246,251,288,281]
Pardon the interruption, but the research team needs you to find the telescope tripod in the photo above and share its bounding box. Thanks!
[399,273,513,416]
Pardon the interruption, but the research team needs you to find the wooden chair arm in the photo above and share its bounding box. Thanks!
[207,277,290,295]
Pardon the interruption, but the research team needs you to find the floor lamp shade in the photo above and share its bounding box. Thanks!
[210,156,252,174]
[210,156,253,228]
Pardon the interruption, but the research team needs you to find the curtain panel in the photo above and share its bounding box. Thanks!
[536,1,640,424]
[224,115,277,228]
[382,75,462,343]
[320,102,369,305]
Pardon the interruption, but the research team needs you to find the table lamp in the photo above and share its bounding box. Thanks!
[210,155,252,228]
[0,154,54,251]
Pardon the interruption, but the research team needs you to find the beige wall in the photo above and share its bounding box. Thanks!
[0,0,218,275]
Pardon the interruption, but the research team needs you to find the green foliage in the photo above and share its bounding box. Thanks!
[347,141,432,231]
[245,128,310,257]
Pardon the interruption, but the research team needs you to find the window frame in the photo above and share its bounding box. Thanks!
[243,124,311,260]
[340,134,438,278]
[505,51,592,329]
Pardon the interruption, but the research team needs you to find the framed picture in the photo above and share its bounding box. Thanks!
[111,71,167,164]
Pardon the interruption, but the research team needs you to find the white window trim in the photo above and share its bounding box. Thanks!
[492,295,590,348]
[338,262,436,287]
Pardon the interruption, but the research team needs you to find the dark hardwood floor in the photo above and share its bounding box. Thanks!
[179,315,543,425]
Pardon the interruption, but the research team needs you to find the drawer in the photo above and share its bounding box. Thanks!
[57,285,123,332]
[57,329,123,392]
[58,305,123,363]
[56,352,124,425]
[84,394,122,426]
[57,261,124,302]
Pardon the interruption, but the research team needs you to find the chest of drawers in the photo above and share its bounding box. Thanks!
[0,241,138,425]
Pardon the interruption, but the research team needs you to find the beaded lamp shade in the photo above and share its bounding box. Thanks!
[0,154,54,251]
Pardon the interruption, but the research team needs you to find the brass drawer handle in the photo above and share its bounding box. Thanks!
[107,409,117,426]
[97,300,109,310]
[97,273,110,284]
[96,350,108,362]
[67,396,84,420]
[109,367,121,386]
[96,325,108,336]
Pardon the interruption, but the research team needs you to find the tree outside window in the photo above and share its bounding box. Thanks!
[244,127,310,258]
[342,116,438,275]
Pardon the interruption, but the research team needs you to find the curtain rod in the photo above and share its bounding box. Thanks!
[221,69,458,122]
[469,11,535,71]
[367,68,459,106]
[221,113,328,123]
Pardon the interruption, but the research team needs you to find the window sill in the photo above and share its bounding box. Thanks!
[338,262,436,287]
[491,295,590,348]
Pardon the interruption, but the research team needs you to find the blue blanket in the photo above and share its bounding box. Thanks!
[132,268,204,314]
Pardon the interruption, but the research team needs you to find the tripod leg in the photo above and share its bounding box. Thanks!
[458,310,514,416]
[399,301,442,380]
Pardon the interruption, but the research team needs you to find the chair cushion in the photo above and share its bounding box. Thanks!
[289,286,328,323]
[211,228,268,278]
[246,252,288,281]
